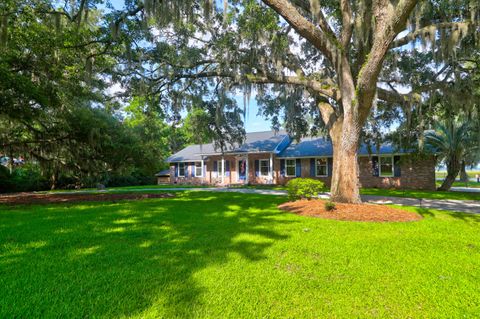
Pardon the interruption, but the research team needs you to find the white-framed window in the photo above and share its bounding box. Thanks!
[194,162,203,177]
[286,159,296,177]
[216,160,224,177]
[178,162,185,177]
[315,158,328,176]
[259,159,270,176]
[379,156,394,177]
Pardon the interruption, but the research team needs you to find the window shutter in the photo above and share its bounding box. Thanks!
[394,156,401,177]
[310,158,315,177]
[327,157,333,176]
[280,159,285,176]
[295,159,301,177]
[225,160,230,177]
[255,160,259,177]
[213,161,218,177]
[174,163,178,177]
[185,163,189,177]
[372,156,379,176]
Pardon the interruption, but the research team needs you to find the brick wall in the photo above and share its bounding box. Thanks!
[169,163,207,185]
[358,155,436,190]
[275,158,330,187]
[169,154,436,190]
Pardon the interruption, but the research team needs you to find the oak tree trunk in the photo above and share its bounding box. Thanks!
[329,116,362,204]
[50,169,58,190]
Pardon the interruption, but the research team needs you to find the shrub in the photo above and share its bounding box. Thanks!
[324,201,336,211]
[286,178,325,201]
[1,164,49,193]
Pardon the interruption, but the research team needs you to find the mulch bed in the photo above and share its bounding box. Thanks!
[0,192,175,206]
[278,199,422,222]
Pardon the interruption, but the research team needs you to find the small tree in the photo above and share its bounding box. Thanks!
[426,121,478,191]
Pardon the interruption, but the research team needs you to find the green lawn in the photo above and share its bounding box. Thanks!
[46,184,211,193]
[229,184,288,190]
[361,188,480,201]
[41,183,480,201]
[1,192,479,318]
[436,170,480,179]
[436,180,480,188]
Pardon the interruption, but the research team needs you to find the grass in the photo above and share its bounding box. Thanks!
[1,192,480,318]
[436,181,480,188]
[46,184,210,193]
[361,188,480,201]
[107,184,211,191]
[229,184,287,190]
[435,170,480,179]
[42,183,480,201]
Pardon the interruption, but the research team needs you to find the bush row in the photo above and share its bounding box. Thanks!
[0,164,156,193]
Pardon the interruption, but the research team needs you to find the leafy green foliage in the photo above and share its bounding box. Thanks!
[0,1,194,191]
[287,178,325,200]
[324,201,336,211]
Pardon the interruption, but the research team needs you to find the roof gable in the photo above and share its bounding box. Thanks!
[166,130,290,162]
[232,130,289,153]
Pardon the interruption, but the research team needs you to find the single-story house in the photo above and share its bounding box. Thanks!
[155,169,171,184]
[166,130,436,190]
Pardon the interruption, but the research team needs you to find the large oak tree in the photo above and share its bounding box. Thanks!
[112,0,478,202]
[8,1,475,198]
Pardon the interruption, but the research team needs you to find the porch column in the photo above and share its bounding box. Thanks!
[270,153,273,184]
[245,154,249,184]
[221,156,225,185]
[201,159,204,181]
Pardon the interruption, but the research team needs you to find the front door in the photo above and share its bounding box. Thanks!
[238,160,246,181]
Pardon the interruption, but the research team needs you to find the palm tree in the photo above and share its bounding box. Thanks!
[425,121,478,191]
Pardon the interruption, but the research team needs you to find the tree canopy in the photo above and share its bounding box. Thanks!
[1,0,479,196]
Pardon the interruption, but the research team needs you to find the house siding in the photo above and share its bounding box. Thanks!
[169,154,436,190]
[358,155,436,190]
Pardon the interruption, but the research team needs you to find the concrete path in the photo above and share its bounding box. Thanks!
[361,195,480,214]
[37,187,480,214]
[450,187,480,193]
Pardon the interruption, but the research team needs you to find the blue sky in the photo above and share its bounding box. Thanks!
[232,95,272,132]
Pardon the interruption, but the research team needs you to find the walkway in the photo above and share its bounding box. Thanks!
[450,187,480,193]
[39,187,480,214]
[361,195,480,214]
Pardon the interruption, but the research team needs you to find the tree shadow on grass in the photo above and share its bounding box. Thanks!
[0,192,294,318]
[414,207,480,223]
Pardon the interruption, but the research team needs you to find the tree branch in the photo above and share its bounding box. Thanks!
[377,81,454,105]
[167,69,339,100]
[317,100,338,130]
[356,0,419,116]
[390,21,477,49]
[289,0,337,40]
[340,0,353,51]
[261,0,337,63]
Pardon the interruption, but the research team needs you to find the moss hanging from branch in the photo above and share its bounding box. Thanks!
[0,15,8,47]
[54,12,62,32]
[223,0,228,24]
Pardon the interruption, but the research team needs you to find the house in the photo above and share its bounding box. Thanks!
[166,130,436,190]
[155,169,171,184]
